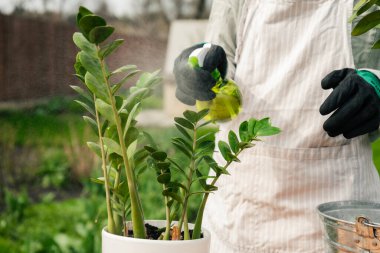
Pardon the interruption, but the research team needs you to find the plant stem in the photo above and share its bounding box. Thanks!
[178,124,197,238]
[94,94,116,234]
[192,148,245,239]
[183,208,190,240]
[97,46,146,239]
[163,184,171,240]
[113,165,123,235]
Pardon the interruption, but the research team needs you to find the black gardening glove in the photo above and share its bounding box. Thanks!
[320,68,380,139]
[173,43,228,105]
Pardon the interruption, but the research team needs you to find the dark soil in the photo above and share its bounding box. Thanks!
[127,223,204,240]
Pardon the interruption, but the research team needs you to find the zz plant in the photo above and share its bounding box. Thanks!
[71,6,280,240]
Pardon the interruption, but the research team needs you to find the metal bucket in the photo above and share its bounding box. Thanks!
[317,201,380,253]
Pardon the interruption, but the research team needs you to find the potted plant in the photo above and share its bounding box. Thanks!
[71,6,280,253]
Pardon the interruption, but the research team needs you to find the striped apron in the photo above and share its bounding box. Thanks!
[203,0,380,252]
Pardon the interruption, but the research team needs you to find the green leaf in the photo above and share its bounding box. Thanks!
[83,116,98,134]
[218,141,233,162]
[156,162,171,171]
[70,85,93,103]
[183,110,198,124]
[144,145,157,153]
[151,151,167,161]
[124,88,150,110]
[162,190,183,204]
[239,121,250,142]
[125,127,139,148]
[228,131,239,154]
[87,142,101,157]
[79,51,103,81]
[73,32,96,55]
[102,137,122,156]
[78,14,106,38]
[89,25,115,44]
[112,70,140,94]
[195,170,207,189]
[172,142,192,158]
[90,177,105,185]
[84,72,109,102]
[76,6,93,26]
[123,102,141,138]
[167,158,189,180]
[167,182,187,191]
[248,118,258,137]
[157,173,171,184]
[172,137,192,151]
[255,118,281,136]
[95,99,115,124]
[99,39,124,59]
[111,65,138,76]
[136,71,162,89]
[357,0,378,16]
[74,53,87,78]
[174,117,194,130]
[175,124,192,141]
[205,185,218,191]
[75,100,95,116]
[352,10,380,36]
[196,109,210,121]
[372,39,380,49]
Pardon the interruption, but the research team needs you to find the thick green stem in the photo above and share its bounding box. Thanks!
[113,165,123,235]
[183,208,190,240]
[178,125,197,237]
[163,185,171,240]
[192,147,245,239]
[94,94,116,234]
[97,46,146,238]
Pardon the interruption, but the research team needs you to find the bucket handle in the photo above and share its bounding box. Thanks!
[355,216,380,252]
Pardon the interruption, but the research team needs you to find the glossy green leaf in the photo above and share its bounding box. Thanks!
[73,32,96,55]
[255,118,281,136]
[195,170,207,189]
[218,141,233,162]
[111,65,138,76]
[205,185,218,191]
[151,151,167,161]
[352,10,380,36]
[172,137,192,151]
[74,53,87,78]
[248,118,258,137]
[372,39,380,49]
[75,100,95,116]
[123,102,141,138]
[125,127,139,148]
[84,72,109,102]
[90,177,105,185]
[162,190,183,204]
[174,117,194,130]
[136,70,162,88]
[228,131,239,154]
[95,98,115,124]
[157,173,171,184]
[167,182,187,191]
[83,116,98,134]
[70,85,93,103]
[79,51,103,81]
[99,39,124,59]
[167,158,189,180]
[89,25,115,44]
[87,141,101,157]
[183,110,198,124]
[144,145,157,153]
[172,142,192,158]
[78,14,106,38]
[239,121,250,142]
[102,137,122,156]
[197,109,209,121]
[112,70,140,94]
[175,124,192,141]
[76,6,92,25]
[357,0,377,16]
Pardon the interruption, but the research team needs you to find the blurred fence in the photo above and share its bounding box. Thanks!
[0,14,167,102]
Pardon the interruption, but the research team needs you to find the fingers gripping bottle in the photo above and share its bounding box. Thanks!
[188,43,242,121]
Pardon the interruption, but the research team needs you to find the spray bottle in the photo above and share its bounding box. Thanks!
[188,43,242,121]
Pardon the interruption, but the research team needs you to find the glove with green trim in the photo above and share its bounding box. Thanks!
[320,68,380,139]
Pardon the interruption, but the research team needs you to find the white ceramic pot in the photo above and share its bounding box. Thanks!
[102,220,211,253]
